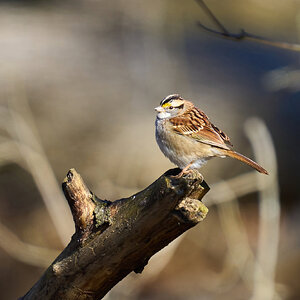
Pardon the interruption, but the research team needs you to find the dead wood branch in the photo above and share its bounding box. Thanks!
[21,168,209,300]
[196,0,300,52]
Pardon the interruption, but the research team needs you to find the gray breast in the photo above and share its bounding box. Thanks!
[155,118,189,168]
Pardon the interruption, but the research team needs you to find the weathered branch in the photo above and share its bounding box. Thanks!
[196,0,300,52]
[21,168,209,300]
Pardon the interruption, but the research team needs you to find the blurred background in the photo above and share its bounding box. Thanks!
[0,0,299,299]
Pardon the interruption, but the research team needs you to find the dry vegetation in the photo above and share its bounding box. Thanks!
[0,1,299,299]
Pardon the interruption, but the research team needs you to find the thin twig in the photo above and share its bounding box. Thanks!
[195,0,229,35]
[0,103,73,247]
[0,220,59,268]
[245,118,281,300]
[205,171,264,206]
[196,0,300,51]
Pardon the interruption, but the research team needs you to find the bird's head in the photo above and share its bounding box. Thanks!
[155,94,189,119]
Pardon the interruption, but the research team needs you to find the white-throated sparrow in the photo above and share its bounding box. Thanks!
[155,94,268,177]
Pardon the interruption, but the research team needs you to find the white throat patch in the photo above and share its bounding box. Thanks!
[156,111,171,119]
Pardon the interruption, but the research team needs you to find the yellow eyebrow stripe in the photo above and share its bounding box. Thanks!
[162,99,184,108]
[162,102,172,108]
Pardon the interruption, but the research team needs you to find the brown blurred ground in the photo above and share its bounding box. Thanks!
[0,1,299,299]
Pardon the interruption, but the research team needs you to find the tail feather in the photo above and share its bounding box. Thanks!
[224,150,268,175]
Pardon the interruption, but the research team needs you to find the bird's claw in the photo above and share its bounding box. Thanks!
[172,169,204,182]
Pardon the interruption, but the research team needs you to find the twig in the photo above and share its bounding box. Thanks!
[205,171,264,206]
[0,101,73,246]
[196,0,300,51]
[196,0,229,35]
[0,220,59,268]
[245,118,281,300]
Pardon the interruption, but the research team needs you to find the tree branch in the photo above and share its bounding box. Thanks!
[196,0,300,52]
[21,168,209,300]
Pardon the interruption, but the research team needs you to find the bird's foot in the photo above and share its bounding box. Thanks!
[172,169,193,179]
[172,169,203,182]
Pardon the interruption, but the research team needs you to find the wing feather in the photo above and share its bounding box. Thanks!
[170,107,233,150]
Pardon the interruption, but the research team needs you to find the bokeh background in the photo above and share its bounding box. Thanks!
[0,0,299,299]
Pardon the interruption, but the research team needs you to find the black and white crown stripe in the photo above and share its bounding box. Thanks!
[160,94,183,106]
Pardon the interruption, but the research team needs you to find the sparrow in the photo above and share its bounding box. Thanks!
[155,94,268,178]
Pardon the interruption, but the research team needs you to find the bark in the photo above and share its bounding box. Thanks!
[21,168,209,300]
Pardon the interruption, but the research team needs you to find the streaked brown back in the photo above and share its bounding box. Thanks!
[170,105,233,150]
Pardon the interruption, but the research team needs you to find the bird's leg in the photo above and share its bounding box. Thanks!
[173,162,194,179]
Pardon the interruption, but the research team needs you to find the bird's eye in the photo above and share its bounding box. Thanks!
[169,106,174,110]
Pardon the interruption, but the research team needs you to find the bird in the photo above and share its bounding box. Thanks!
[155,94,268,178]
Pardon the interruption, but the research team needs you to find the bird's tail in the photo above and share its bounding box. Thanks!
[223,150,268,175]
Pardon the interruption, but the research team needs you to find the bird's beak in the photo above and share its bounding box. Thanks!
[155,106,164,112]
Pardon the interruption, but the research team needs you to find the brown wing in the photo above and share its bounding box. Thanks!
[170,107,233,150]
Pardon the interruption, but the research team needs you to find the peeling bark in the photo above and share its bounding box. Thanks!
[21,168,209,300]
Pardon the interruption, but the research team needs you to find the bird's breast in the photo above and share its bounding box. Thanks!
[155,118,212,169]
